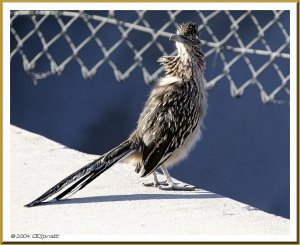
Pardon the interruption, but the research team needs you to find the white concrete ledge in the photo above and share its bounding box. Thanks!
[9,125,289,242]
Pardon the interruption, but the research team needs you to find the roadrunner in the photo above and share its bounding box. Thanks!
[25,22,207,207]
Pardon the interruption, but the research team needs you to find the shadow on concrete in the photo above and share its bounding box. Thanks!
[35,192,223,207]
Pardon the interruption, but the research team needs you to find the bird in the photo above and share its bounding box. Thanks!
[25,22,207,207]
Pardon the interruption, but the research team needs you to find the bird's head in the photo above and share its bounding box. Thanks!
[170,22,201,50]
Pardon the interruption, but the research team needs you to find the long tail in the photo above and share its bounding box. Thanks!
[25,140,133,207]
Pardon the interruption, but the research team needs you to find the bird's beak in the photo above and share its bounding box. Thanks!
[169,34,186,43]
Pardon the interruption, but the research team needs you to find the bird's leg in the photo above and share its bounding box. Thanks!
[143,171,168,187]
[159,166,196,191]
[153,171,168,186]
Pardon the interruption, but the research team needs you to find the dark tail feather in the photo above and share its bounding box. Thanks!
[54,164,110,201]
[25,140,132,207]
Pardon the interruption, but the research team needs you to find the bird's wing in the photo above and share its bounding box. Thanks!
[138,94,185,177]
[137,82,200,178]
[139,120,175,177]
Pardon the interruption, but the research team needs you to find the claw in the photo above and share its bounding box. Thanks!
[143,180,168,187]
[143,169,196,191]
[159,183,196,191]
[143,182,155,187]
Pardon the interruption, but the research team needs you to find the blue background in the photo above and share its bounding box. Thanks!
[10,10,290,218]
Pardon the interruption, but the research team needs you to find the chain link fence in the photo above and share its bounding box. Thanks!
[10,10,290,104]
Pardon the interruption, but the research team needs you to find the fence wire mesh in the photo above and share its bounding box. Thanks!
[10,10,290,104]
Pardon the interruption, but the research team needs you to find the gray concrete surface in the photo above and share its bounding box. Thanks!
[9,125,289,242]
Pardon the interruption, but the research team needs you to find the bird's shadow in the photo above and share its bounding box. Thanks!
[35,190,223,207]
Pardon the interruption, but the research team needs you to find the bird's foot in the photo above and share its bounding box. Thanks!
[143,180,168,187]
[159,183,196,191]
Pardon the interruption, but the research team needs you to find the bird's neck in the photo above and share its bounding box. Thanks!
[158,44,205,82]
